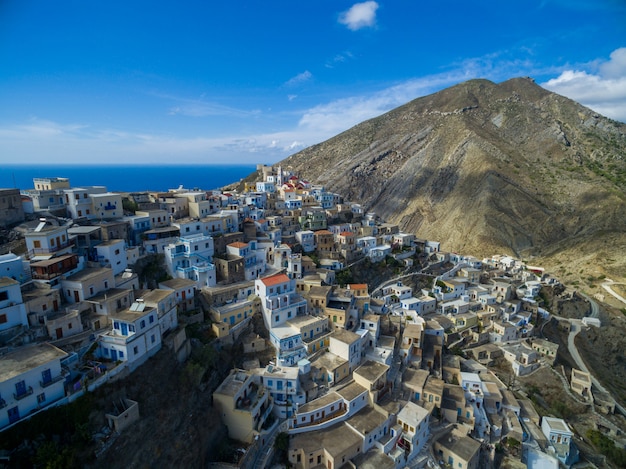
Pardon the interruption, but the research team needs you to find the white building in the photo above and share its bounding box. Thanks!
[95,239,128,276]
[258,363,305,419]
[0,343,67,431]
[163,234,216,289]
[394,401,430,460]
[255,273,308,330]
[295,230,315,253]
[0,277,28,333]
[329,329,363,373]
[90,192,123,220]
[139,289,179,335]
[61,267,115,304]
[98,300,162,369]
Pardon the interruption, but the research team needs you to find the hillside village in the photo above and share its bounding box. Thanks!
[0,165,624,468]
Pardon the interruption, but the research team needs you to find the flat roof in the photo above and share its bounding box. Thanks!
[297,391,342,414]
[399,400,430,421]
[110,305,156,322]
[87,288,133,302]
[0,343,67,381]
[68,225,101,234]
[64,267,111,282]
[139,289,174,304]
[354,360,389,383]
[96,239,125,247]
[402,368,430,389]
[543,417,571,433]
[0,277,20,288]
[335,381,367,402]
[331,328,360,345]
[345,405,388,436]
[351,448,395,469]
[289,422,362,457]
[424,376,444,395]
[436,431,481,462]
[286,315,324,328]
[214,369,251,397]
[159,278,197,290]
[312,352,347,371]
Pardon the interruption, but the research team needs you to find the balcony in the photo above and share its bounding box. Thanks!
[14,386,34,401]
[28,239,75,257]
[0,398,6,409]
[40,374,65,388]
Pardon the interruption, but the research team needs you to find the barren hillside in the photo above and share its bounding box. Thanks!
[280,78,626,281]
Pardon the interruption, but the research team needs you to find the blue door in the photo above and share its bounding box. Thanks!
[121,323,128,335]
[8,406,19,424]
[15,380,26,397]
[111,349,118,361]
[42,369,52,385]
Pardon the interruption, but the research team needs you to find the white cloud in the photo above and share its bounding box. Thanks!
[325,51,353,68]
[288,94,298,101]
[284,71,312,87]
[339,1,378,31]
[542,47,626,122]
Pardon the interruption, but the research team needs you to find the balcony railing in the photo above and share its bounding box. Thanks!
[40,375,65,388]
[14,386,33,401]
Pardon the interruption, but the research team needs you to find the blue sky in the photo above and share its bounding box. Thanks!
[1,0,625,166]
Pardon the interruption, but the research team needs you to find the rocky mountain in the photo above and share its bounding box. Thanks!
[280,78,626,278]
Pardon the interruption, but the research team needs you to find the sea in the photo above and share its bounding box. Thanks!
[2,164,258,193]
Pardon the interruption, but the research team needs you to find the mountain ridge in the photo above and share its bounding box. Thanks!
[279,77,626,279]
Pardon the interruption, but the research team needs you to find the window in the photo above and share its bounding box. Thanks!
[68,322,72,329]
[149,315,154,323]
[133,346,139,354]
[119,351,124,358]
[114,321,120,330]
[37,393,46,404]
[129,324,135,332]
[33,240,41,248]
[141,320,146,328]
[103,348,109,356]
[151,335,155,343]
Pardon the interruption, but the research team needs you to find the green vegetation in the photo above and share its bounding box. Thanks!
[0,393,96,468]
[134,253,170,288]
[274,432,291,466]
[336,269,353,286]
[122,198,138,213]
[586,429,626,467]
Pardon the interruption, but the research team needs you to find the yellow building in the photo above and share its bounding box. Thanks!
[212,369,273,444]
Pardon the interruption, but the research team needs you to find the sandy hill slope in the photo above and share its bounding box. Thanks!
[280,78,626,280]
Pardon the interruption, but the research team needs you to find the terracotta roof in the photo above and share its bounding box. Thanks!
[315,230,333,235]
[339,231,354,236]
[260,273,290,286]
[349,284,368,290]
[228,241,248,249]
